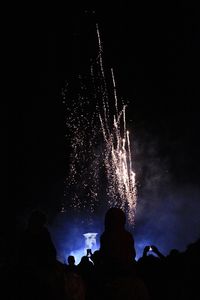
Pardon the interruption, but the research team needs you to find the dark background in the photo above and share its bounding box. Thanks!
[13,3,200,258]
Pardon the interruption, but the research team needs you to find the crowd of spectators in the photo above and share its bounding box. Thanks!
[8,208,200,299]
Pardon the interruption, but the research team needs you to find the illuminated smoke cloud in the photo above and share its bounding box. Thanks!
[83,232,98,250]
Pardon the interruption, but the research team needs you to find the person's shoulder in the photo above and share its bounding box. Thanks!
[40,226,52,239]
[100,231,106,239]
[124,230,134,239]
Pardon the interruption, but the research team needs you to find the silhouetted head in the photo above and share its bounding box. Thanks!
[104,207,126,230]
[68,255,75,265]
[80,255,90,265]
[91,250,101,265]
[169,249,180,257]
[28,210,47,230]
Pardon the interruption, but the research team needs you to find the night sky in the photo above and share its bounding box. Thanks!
[14,3,200,259]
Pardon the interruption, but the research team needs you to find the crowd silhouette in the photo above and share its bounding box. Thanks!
[11,208,200,299]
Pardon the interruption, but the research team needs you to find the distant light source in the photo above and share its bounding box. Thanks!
[70,232,99,264]
[83,232,98,250]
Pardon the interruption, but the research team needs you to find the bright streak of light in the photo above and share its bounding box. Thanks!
[63,24,137,225]
[97,26,137,224]
[100,105,137,224]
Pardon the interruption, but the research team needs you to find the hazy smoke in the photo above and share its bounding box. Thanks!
[49,131,200,262]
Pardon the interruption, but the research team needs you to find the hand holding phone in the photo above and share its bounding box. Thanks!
[87,249,92,257]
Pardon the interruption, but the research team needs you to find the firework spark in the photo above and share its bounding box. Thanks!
[98,68,137,223]
[63,24,137,224]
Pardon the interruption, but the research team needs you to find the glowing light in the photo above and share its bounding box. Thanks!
[83,232,98,250]
[100,105,137,224]
[63,24,137,225]
[97,27,137,224]
[69,233,99,264]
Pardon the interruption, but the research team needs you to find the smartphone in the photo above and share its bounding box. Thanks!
[87,249,92,257]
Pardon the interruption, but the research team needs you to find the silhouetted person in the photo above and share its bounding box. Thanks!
[19,210,57,268]
[77,255,93,281]
[65,255,77,273]
[90,250,102,268]
[64,256,86,300]
[17,211,64,300]
[100,207,136,269]
[138,245,166,300]
[142,245,165,260]
[68,255,75,266]
[97,208,149,300]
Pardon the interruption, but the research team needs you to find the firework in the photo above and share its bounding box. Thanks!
[63,24,137,224]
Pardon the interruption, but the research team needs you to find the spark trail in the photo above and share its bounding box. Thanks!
[63,24,137,224]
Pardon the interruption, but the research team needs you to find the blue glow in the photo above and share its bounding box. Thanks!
[51,186,200,265]
[70,244,100,265]
[69,232,100,264]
